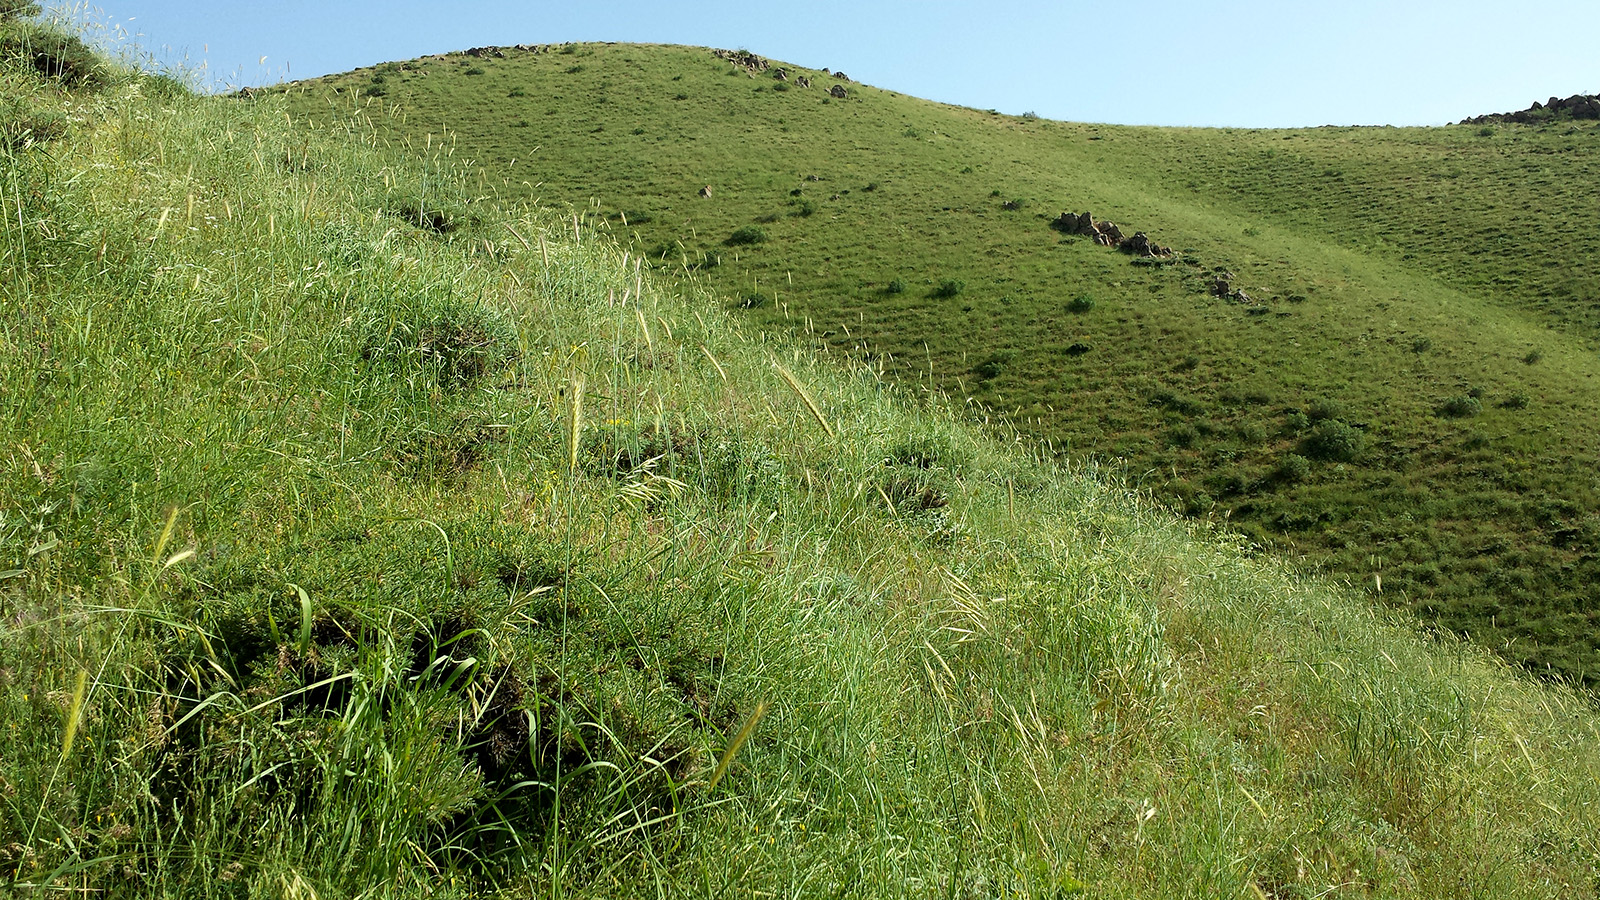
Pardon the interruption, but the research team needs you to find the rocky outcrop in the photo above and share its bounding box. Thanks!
[1051,211,1170,257]
[829,84,849,99]
[712,48,770,73]
[795,75,811,89]
[698,185,713,198]
[1458,93,1600,125]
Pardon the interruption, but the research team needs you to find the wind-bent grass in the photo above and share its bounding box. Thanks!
[1,26,1599,899]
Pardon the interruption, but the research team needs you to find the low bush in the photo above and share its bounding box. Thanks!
[932,278,965,299]
[1300,419,1366,462]
[885,278,906,295]
[1439,395,1482,418]
[1067,295,1095,313]
[726,225,767,246]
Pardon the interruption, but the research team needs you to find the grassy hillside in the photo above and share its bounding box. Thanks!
[277,43,1600,684]
[5,27,1600,898]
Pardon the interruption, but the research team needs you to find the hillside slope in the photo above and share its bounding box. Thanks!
[279,43,1600,682]
[4,28,1600,898]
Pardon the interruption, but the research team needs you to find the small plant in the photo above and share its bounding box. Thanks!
[465,66,486,76]
[1273,453,1311,484]
[772,82,789,92]
[1411,336,1432,353]
[792,197,816,217]
[726,225,767,246]
[1300,419,1365,461]
[738,291,769,309]
[973,349,1015,380]
[564,65,584,74]
[632,126,646,135]
[1021,110,1039,120]
[1306,398,1344,422]
[1500,392,1530,409]
[1523,349,1543,365]
[863,181,879,192]
[508,86,527,97]
[931,279,965,299]
[1067,295,1095,313]
[1438,395,1482,418]
[1477,125,1496,137]
[885,278,906,295]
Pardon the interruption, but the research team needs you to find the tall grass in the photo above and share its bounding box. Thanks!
[1,30,1598,899]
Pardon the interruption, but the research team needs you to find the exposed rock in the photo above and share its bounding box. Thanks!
[1458,92,1600,125]
[834,72,850,82]
[698,185,713,198]
[712,48,770,73]
[772,67,788,81]
[795,75,811,89]
[1052,209,1172,260]
[1120,231,1170,258]
[1210,278,1232,298]
[464,46,507,59]
[830,84,849,99]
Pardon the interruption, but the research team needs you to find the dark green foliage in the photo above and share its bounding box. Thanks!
[885,278,906,295]
[1067,295,1095,313]
[355,295,519,389]
[1273,453,1311,484]
[1500,392,1530,409]
[738,291,769,309]
[465,66,485,76]
[931,278,965,299]
[1438,395,1482,418]
[1306,398,1344,422]
[726,224,767,246]
[1411,336,1433,353]
[792,197,816,217]
[1,27,105,86]
[387,193,480,233]
[1300,419,1365,462]
[1522,349,1543,365]
[973,349,1015,381]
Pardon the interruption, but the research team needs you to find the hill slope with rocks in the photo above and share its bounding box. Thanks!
[277,43,1600,683]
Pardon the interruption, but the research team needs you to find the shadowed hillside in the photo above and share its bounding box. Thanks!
[278,42,1600,682]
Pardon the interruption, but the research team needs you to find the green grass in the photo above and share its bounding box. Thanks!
[5,29,1600,898]
[279,43,1600,684]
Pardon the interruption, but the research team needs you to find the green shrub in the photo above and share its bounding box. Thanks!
[885,278,906,295]
[1411,336,1432,353]
[973,349,1015,381]
[508,86,527,98]
[738,291,769,309]
[1438,395,1482,418]
[1067,295,1095,313]
[792,198,816,217]
[1306,398,1344,422]
[1273,453,1311,484]
[1523,349,1543,365]
[726,225,767,246]
[465,66,486,76]
[356,296,519,389]
[932,278,965,299]
[1300,419,1365,462]
[1500,392,1530,410]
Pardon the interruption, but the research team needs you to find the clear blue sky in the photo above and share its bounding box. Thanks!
[78,1,1598,128]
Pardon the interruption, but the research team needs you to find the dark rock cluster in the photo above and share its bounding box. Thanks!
[1051,211,1171,257]
[1458,93,1600,125]
[713,48,770,73]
